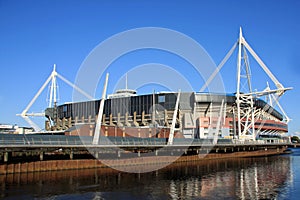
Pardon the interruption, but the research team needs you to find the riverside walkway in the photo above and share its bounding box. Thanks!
[0,133,291,163]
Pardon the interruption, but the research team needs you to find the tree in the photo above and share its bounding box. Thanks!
[291,136,300,143]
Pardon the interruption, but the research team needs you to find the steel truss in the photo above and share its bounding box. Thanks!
[17,64,93,132]
[201,28,292,140]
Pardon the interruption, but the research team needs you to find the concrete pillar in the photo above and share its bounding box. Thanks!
[89,124,93,136]
[138,151,141,157]
[94,151,99,159]
[118,151,121,158]
[62,117,66,128]
[178,110,182,129]
[164,109,169,127]
[224,148,227,153]
[122,127,125,137]
[39,151,44,161]
[105,126,108,137]
[141,111,145,125]
[125,112,131,127]
[102,114,106,124]
[155,150,158,156]
[4,152,8,162]
[133,112,139,127]
[149,128,151,138]
[109,114,113,126]
[68,117,72,127]
[117,113,123,127]
[70,149,73,160]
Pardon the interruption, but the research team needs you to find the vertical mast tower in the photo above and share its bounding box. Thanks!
[201,28,291,140]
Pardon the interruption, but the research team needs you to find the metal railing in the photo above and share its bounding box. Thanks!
[0,134,290,147]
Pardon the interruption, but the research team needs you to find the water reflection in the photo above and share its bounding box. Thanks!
[0,155,292,199]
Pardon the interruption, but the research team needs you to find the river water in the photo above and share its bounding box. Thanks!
[1,148,300,200]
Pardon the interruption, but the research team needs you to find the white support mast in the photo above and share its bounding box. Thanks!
[48,64,58,108]
[167,90,181,145]
[93,73,109,145]
[201,27,291,140]
[213,99,224,144]
[17,64,94,131]
[236,27,243,138]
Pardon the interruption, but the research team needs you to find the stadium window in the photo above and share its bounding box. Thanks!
[158,95,165,103]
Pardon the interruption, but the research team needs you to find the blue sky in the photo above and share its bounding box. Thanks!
[0,0,299,135]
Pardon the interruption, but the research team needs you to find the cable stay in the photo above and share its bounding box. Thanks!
[201,27,291,95]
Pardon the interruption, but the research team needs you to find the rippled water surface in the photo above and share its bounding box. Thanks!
[1,149,300,199]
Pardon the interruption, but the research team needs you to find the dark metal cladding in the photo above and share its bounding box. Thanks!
[56,92,283,121]
[195,93,233,103]
[254,99,283,121]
